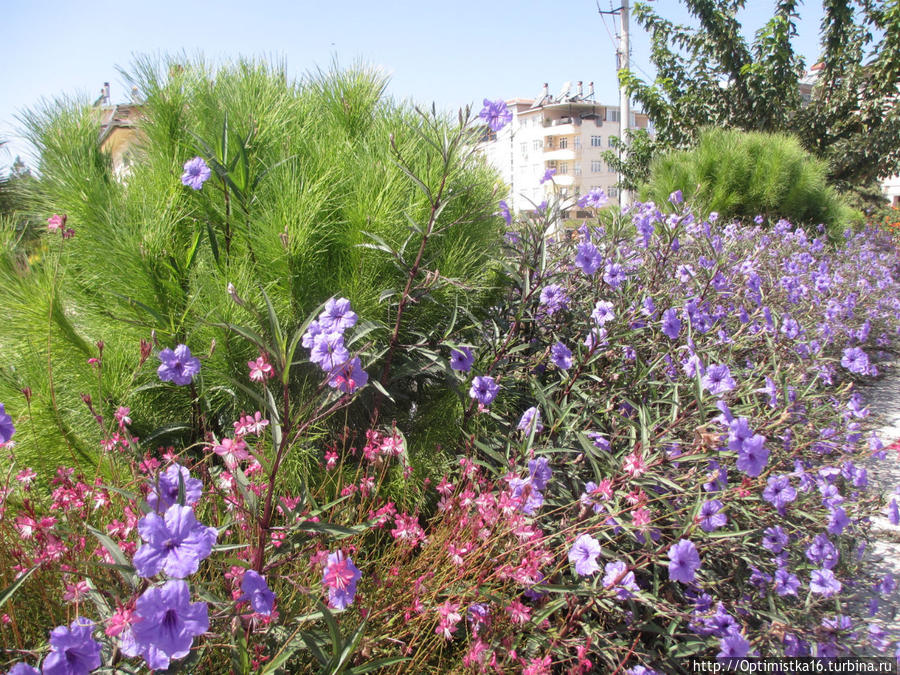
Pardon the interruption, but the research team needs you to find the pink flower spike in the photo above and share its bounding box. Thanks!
[47,214,66,232]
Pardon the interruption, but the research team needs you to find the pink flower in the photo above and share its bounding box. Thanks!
[234,411,269,436]
[213,437,250,468]
[631,506,652,529]
[505,599,531,624]
[324,450,339,470]
[105,603,136,638]
[115,406,131,428]
[63,580,90,603]
[435,601,462,639]
[622,451,647,477]
[47,214,66,232]
[16,468,36,488]
[248,355,274,382]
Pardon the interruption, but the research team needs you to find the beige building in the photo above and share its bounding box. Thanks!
[478,82,651,216]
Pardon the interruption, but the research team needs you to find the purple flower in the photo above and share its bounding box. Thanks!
[450,346,475,372]
[577,188,609,209]
[827,507,850,535]
[810,568,842,597]
[604,263,627,289]
[0,403,14,444]
[774,569,801,596]
[181,157,211,190]
[322,551,362,610]
[603,560,639,599]
[328,356,368,394]
[539,284,569,315]
[569,533,602,576]
[509,477,544,515]
[528,457,552,491]
[310,332,350,371]
[157,344,201,386]
[889,498,900,526]
[762,526,788,553]
[668,539,701,584]
[575,242,603,275]
[126,579,209,671]
[499,200,511,226]
[318,297,358,333]
[551,341,573,370]
[661,308,681,340]
[42,618,101,675]
[841,347,869,374]
[540,168,556,184]
[735,434,769,477]
[239,570,275,616]
[702,364,736,396]
[133,505,218,578]
[587,432,610,451]
[146,463,204,512]
[479,99,512,132]
[698,500,727,532]
[591,300,615,325]
[762,475,796,511]
[7,664,39,675]
[718,631,750,658]
[518,406,543,434]
[805,533,838,570]
[668,189,683,205]
[469,376,499,406]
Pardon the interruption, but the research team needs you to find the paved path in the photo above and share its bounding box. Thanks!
[850,366,900,639]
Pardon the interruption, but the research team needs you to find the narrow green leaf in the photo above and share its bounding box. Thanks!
[86,525,137,588]
[0,566,38,610]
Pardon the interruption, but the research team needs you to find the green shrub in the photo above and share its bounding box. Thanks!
[639,127,854,236]
[0,56,503,476]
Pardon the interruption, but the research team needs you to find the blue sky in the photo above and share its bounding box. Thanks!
[2,0,827,171]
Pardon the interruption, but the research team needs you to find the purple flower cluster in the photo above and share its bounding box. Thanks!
[0,402,14,444]
[478,99,512,132]
[181,156,211,190]
[158,344,201,386]
[303,297,368,394]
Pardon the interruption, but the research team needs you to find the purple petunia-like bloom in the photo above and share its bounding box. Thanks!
[7,663,39,675]
[718,631,751,658]
[518,406,543,435]
[0,402,14,444]
[328,356,369,394]
[810,568,842,597]
[592,300,615,325]
[774,569,801,597]
[889,498,900,526]
[736,435,769,477]
[181,157,211,190]
[668,539,701,584]
[158,345,201,386]
[540,168,557,184]
[604,262,627,289]
[762,475,796,512]
[702,364,736,396]
[310,331,350,372]
[450,346,475,372]
[528,457,552,491]
[499,200,511,226]
[841,347,869,374]
[469,376,499,406]
[319,297,358,333]
[133,505,218,578]
[603,560,639,599]
[479,99,512,132]
[577,188,608,209]
[551,341,573,370]
[240,570,275,616]
[662,308,681,340]
[42,618,101,675]
[575,242,603,276]
[322,550,362,610]
[539,284,569,316]
[698,500,727,532]
[569,533,602,576]
[762,526,789,553]
[806,533,838,570]
[125,579,209,671]
[146,463,204,513]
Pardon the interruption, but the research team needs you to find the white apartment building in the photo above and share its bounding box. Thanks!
[478,82,651,217]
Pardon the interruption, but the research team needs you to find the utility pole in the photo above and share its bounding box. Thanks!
[599,1,632,209]
[618,0,631,208]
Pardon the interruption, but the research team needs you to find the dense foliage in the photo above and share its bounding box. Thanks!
[605,0,900,209]
[639,128,851,236]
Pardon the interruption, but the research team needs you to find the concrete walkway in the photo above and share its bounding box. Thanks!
[850,366,900,640]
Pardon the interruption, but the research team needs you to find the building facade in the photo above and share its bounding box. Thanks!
[478,83,650,216]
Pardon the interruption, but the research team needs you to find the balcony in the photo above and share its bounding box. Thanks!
[543,148,577,161]
[543,123,577,137]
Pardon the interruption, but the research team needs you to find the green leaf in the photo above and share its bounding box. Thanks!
[86,525,137,588]
[230,627,251,675]
[206,222,221,265]
[0,565,38,610]
[185,229,202,271]
[347,657,411,675]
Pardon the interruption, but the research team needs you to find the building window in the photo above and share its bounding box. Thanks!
[558,162,568,174]
[520,142,527,157]
[559,137,568,149]
[608,187,619,198]
[591,135,602,147]
[591,160,603,173]
[606,109,620,122]
[533,139,543,150]
[608,136,616,148]
[574,137,582,149]
[574,164,582,176]
[607,162,616,173]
